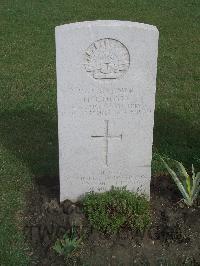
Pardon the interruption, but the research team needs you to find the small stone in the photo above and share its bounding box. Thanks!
[39,224,45,238]
[42,230,51,248]
[47,200,61,213]
[31,226,40,244]
[46,222,53,234]
[42,258,49,265]
[62,200,77,215]
[62,199,73,214]
[68,211,85,229]
[178,201,185,209]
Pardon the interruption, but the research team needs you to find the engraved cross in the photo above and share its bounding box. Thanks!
[91,120,122,166]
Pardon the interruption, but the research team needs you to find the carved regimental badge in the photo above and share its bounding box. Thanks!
[84,38,130,80]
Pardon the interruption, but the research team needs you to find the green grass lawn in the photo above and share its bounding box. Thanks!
[0,0,199,264]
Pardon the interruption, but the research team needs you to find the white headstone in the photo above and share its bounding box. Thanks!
[56,20,159,202]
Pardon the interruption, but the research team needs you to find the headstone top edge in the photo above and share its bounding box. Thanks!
[55,20,159,34]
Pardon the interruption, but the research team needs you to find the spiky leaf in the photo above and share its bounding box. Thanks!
[191,172,200,201]
[160,157,190,203]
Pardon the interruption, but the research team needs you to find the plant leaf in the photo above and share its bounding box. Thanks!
[175,161,192,194]
[174,160,189,178]
[186,175,191,196]
[160,157,191,204]
[191,172,200,201]
[192,164,195,175]
[53,243,63,255]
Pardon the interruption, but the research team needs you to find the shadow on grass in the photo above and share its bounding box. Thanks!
[0,107,59,193]
[154,107,200,170]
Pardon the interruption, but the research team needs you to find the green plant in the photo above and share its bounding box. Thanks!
[160,157,200,206]
[53,227,81,257]
[83,187,150,234]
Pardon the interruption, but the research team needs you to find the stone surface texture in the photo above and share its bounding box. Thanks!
[56,20,159,202]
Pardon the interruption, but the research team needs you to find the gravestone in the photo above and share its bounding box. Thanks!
[56,20,159,202]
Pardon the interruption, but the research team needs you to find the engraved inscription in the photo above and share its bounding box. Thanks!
[69,87,152,117]
[91,120,122,166]
[84,38,130,80]
[80,175,134,192]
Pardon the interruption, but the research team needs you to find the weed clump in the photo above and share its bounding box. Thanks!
[83,187,150,234]
[53,227,81,257]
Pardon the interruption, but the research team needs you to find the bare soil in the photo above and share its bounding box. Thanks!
[24,175,200,265]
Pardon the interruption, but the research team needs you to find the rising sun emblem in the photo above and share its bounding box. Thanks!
[84,38,130,80]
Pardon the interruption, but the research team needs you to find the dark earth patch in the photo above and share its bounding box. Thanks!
[24,175,200,265]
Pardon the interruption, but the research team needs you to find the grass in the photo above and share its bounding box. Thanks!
[83,187,150,233]
[0,0,199,264]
